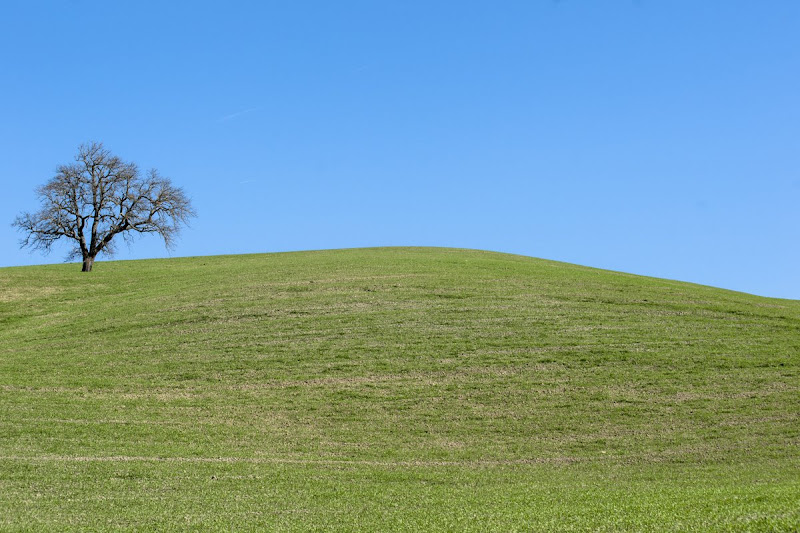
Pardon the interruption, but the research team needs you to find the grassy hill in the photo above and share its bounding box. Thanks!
[1,247,798,531]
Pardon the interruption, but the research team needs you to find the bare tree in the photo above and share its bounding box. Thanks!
[13,142,196,272]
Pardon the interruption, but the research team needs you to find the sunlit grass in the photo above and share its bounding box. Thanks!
[1,247,798,531]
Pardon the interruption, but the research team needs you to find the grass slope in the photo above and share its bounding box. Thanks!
[0,247,798,531]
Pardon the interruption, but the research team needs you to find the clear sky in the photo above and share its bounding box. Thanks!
[1,1,798,299]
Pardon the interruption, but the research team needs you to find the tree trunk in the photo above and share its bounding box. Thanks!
[82,256,94,272]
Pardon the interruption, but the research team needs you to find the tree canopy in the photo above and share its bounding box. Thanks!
[14,142,196,271]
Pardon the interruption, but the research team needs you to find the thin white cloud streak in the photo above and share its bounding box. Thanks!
[218,107,260,122]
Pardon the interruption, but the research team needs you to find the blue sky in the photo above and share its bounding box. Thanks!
[1,1,798,299]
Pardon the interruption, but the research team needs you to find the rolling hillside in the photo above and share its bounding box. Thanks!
[1,247,798,531]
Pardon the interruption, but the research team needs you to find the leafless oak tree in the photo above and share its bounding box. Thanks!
[13,142,196,272]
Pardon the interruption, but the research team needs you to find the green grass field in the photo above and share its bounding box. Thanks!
[1,247,798,531]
